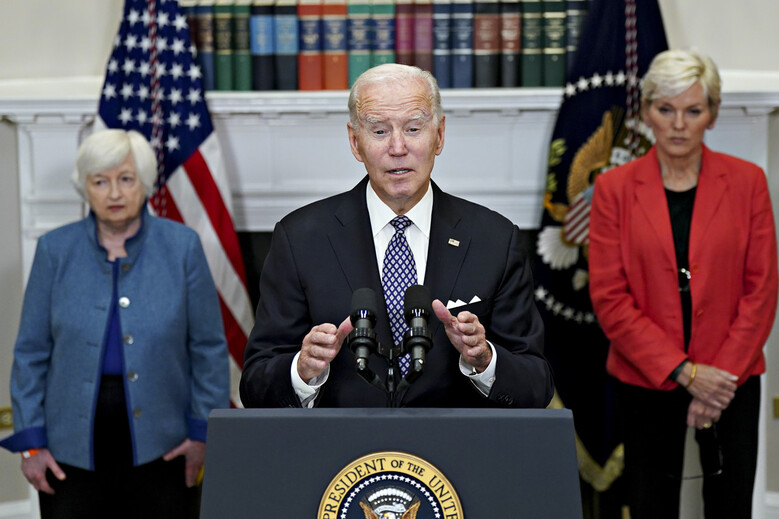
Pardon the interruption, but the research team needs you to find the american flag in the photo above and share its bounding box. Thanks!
[97,0,254,406]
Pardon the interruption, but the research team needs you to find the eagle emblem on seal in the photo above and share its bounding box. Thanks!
[359,486,422,519]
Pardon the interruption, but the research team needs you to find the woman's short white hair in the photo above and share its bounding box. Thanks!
[71,129,158,199]
[348,63,443,133]
[641,49,721,119]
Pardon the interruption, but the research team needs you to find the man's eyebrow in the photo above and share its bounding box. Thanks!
[363,112,430,125]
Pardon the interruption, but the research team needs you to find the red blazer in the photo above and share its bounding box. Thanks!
[589,145,777,390]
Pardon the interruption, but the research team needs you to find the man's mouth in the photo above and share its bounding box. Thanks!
[388,168,410,175]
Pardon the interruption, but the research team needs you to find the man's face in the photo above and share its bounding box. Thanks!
[348,78,445,215]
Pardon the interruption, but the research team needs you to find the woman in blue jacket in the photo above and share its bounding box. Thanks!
[0,129,229,518]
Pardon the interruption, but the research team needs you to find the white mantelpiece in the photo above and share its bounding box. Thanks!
[2,85,779,279]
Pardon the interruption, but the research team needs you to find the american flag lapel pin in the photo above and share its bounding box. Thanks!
[448,238,460,247]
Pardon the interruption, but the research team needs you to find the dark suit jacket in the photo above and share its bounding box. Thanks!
[240,177,553,408]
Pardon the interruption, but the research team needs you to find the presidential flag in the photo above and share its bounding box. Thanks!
[534,0,668,503]
[97,0,254,406]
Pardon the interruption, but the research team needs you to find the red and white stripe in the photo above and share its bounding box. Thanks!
[563,192,591,245]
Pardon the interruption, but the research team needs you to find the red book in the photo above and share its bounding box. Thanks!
[474,0,500,86]
[395,0,415,66]
[298,0,324,90]
[322,0,349,89]
[413,0,434,71]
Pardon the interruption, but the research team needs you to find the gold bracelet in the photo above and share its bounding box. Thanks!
[684,362,697,389]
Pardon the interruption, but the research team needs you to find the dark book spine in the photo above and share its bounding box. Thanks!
[451,0,474,88]
[234,1,253,90]
[564,0,587,74]
[413,0,434,72]
[181,0,200,55]
[251,0,276,90]
[473,0,500,87]
[195,1,217,90]
[371,0,396,65]
[214,0,235,90]
[499,0,520,87]
[395,0,415,66]
[274,0,299,89]
[520,0,542,86]
[432,0,452,88]
[542,0,565,86]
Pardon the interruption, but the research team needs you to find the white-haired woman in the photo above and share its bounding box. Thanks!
[589,50,777,518]
[0,129,229,518]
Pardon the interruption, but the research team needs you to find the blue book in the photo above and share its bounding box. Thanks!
[451,0,474,88]
[432,0,452,88]
[274,0,299,89]
[251,0,276,90]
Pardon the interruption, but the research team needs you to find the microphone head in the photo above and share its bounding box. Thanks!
[404,284,432,319]
[351,287,378,323]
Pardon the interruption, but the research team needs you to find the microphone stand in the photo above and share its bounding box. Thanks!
[377,340,403,408]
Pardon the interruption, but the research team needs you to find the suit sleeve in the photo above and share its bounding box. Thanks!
[712,170,778,380]
[485,225,554,408]
[240,221,310,408]
[0,237,55,452]
[184,233,230,440]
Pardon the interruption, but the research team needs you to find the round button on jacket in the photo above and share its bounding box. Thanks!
[118,296,130,308]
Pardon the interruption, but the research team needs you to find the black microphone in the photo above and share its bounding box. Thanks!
[348,288,379,371]
[403,285,433,378]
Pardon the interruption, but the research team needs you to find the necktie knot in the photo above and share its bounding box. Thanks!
[391,215,412,234]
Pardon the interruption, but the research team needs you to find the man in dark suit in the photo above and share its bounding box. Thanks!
[240,64,553,409]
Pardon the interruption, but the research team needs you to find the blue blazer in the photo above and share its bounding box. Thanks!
[240,177,553,408]
[0,211,229,470]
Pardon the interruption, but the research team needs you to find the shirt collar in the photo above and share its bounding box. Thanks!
[366,181,433,238]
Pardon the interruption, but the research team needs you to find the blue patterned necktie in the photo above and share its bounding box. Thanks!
[382,215,418,375]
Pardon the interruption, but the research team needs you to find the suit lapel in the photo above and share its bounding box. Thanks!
[689,146,727,255]
[634,150,677,267]
[423,183,470,340]
[328,177,393,348]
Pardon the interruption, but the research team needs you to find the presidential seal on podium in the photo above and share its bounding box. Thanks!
[318,451,464,519]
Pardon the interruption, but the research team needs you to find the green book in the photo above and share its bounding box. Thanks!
[233,0,253,90]
[520,0,542,87]
[542,0,566,86]
[348,0,372,85]
[371,0,396,66]
[214,0,235,90]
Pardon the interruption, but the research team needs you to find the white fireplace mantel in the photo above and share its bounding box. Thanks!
[2,83,778,280]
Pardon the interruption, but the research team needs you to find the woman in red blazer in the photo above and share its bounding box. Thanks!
[589,50,777,519]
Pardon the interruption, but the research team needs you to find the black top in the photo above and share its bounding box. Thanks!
[665,186,697,350]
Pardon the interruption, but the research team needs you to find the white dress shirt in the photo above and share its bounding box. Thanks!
[291,181,497,406]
